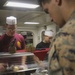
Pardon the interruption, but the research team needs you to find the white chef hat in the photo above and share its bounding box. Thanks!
[44,30,53,37]
[6,16,17,25]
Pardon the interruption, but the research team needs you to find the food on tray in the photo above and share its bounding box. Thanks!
[12,65,19,72]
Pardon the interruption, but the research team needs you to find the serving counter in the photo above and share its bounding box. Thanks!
[0,52,36,75]
[0,52,34,58]
[0,49,49,75]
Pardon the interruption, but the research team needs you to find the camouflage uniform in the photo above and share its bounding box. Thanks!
[48,11,75,75]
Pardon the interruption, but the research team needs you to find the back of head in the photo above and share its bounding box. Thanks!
[6,16,17,25]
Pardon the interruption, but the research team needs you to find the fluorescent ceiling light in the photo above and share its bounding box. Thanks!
[24,22,39,24]
[4,1,39,9]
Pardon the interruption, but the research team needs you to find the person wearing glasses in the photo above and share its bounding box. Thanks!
[38,0,75,75]
[0,16,26,74]
[0,16,25,52]
[36,30,53,50]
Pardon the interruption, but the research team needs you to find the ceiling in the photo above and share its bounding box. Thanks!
[0,0,52,28]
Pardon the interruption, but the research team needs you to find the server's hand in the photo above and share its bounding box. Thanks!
[38,61,45,68]
[0,63,6,72]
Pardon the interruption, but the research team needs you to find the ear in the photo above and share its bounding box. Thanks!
[56,0,62,6]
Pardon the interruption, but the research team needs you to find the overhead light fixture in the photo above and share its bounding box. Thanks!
[24,22,39,24]
[4,1,39,9]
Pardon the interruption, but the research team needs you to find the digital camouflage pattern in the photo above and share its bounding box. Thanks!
[48,11,75,75]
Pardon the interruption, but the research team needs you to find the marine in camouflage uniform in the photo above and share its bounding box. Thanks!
[48,11,75,75]
[38,0,75,75]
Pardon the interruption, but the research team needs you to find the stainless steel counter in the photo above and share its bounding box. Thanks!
[0,52,34,58]
[0,52,48,75]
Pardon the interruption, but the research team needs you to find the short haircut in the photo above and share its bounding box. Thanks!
[38,0,50,6]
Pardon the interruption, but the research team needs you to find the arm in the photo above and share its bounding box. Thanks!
[33,55,44,67]
[21,35,25,49]
[20,35,26,65]
[21,56,27,65]
[55,33,75,75]
[21,38,26,50]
